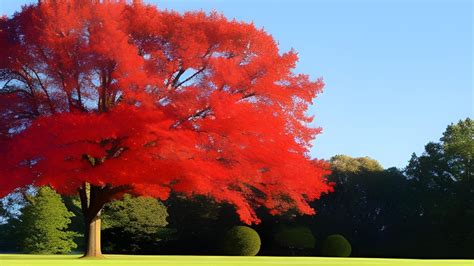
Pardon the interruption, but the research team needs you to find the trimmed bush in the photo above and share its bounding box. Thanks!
[274,225,315,250]
[221,226,261,256]
[322,234,352,257]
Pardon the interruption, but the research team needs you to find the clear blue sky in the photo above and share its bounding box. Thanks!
[1,0,472,168]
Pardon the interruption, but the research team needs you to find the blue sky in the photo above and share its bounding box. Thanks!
[1,0,472,168]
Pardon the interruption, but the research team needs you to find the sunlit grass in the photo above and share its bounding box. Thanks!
[0,254,472,266]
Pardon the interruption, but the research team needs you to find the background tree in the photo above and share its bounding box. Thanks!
[101,194,170,254]
[297,156,414,257]
[300,119,472,258]
[405,118,474,258]
[442,118,473,181]
[163,194,239,254]
[329,155,384,173]
[18,187,78,254]
[0,192,28,252]
[0,0,332,257]
[274,224,315,255]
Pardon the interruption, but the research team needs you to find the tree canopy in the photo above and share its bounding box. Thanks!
[0,0,332,230]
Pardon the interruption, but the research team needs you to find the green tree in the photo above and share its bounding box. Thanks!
[407,118,473,186]
[102,194,168,234]
[19,187,77,254]
[101,194,170,254]
[307,156,413,257]
[406,118,474,258]
[441,118,473,181]
[330,155,384,174]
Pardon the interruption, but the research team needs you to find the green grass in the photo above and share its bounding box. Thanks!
[0,254,472,266]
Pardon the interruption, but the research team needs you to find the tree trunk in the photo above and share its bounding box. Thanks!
[83,211,103,258]
[78,183,105,258]
[77,182,131,258]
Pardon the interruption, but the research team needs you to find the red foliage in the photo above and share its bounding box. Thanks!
[0,0,333,224]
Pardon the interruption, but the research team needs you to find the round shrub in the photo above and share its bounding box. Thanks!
[274,225,315,250]
[221,226,261,256]
[322,234,352,257]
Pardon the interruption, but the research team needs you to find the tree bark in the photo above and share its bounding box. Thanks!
[83,211,103,258]
[79,183,105,258]
[78,182,131,258]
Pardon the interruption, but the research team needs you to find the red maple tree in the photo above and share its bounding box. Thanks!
[0,0,333,257]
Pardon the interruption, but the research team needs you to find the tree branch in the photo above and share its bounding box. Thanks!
[171,68,186,88]
[174,66,206,88]
[78,183,89,216]
[170,106,211,129]
[84,184,132,222]
[28,66,56,114]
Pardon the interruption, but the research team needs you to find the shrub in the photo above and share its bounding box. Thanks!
[221,226,261,256]
[274,225,315,250]
[322,234,352,257]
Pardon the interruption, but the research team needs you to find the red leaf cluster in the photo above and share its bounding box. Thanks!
[0,0,333,224]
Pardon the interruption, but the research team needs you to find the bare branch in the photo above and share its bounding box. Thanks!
[27,66,56,113]
[174,65,206,88]
[171,68,186,87]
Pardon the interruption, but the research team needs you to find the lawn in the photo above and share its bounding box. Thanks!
[0,255,472,266]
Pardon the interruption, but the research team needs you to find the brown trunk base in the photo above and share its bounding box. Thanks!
[81,216,103,258]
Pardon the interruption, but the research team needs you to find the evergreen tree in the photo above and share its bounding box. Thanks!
[19,187,78,254]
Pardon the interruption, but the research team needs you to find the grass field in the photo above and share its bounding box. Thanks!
[0,255,472,266]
